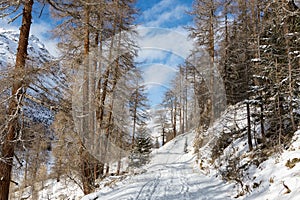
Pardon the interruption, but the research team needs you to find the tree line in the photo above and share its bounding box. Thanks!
[0,0,152,198]
[0,0,299,199]
[158,0,299,156]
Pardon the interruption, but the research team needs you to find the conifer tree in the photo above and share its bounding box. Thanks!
[129,126,152,168]
[252,0,300,146]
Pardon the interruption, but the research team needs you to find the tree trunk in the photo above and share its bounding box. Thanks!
[247,101,253,151]
[162,127,165,146]
[132,87,138,146]
[209,6,215,125]
[173,98,177,139]
[0,1,33,199]
[260,98,265,141]
[284,21,296,132]
[184,67,188,132]
[97,7,117,128]
[179,67,183,134]
[81,2,95,195]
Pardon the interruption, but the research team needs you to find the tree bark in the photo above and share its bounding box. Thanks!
[173,97,177,139]
[247,101,253,151]
[284,19,296,132]
[132,85,139,146]
[81,2,95,195]
[209,4,215,125]
[0,1,33,199]
[162,127,165,146]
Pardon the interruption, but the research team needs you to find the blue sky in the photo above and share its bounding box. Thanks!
[0,0,195,107]
[135,0,194,107]
[136,0,193,28]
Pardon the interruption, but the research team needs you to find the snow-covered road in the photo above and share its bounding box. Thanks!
[83,132,234,200]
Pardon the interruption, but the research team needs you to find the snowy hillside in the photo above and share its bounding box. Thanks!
[0,28,62,125]
[195,104,300,200]
[242,131,300,199]
[10,176,84,200]
[81,104,300,200]
[0,28,71,199]
[0,28,53,67]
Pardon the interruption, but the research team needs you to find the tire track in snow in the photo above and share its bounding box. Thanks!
[179,174,190,199]
[135,172,162,200]
[161,167,176,199]
[148,172,161,200]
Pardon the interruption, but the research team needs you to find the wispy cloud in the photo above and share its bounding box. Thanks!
[140,0,192,28]
[134,6,194,104]
[140,63,177,106]
[30,20,59,57]
[145,4,189,27]
[136,27,193,87]
[142,0,173,19]
[142,63,177,88]
[137,27,193,60]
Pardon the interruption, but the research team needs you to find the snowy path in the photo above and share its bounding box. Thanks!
[83,132,234,200]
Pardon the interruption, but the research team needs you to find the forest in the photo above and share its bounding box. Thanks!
[0,0,300,199]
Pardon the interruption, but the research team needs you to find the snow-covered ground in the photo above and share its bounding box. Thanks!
[9,103,300,199]
[82,131,235,200]
[10,176,84,200]
[241,130,300,200]
[197,104,300,200]
[82,104,300,200]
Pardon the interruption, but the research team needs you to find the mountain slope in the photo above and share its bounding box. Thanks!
[0,28,53,66]
[82,131,235,200]
[0,28,62,125]
[0,28,70,199]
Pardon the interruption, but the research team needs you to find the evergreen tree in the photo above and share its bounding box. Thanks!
[252,0,300,146]
[129,126,152,168]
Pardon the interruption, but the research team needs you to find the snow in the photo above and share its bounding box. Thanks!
[10,176,84,200]
[251,58,261,62]
[82,103,300,200]
[6,95,300,200]
[197,104,300,200]
[241,130,300,200]
[0,29,52,67]
[0,28,63,124]
[82,131,235,200]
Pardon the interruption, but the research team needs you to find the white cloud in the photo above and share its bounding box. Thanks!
[145,5,188,27]
[134,26,194,101]
[168,53,185,66]
[134,24,193,105]
[136,26,193,60]
[30,21,59,57]
[136,49,169,64]
[142,63,177,90]
[141,0,190,28]
[0,18,19,31]
[142,0,174,20]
